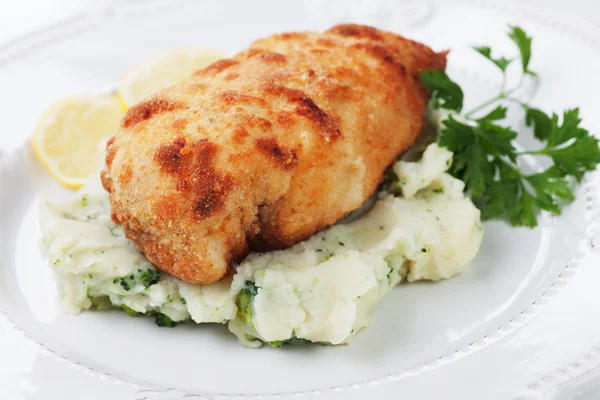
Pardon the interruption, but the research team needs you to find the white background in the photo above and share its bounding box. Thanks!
[0,0,598,399]
[0,0,599,44]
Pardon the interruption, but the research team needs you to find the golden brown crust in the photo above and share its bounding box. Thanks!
[105,136,117,169]
[103,24,447,284]
[195,59,239,76]
[254,137,298,171]
[261,83,341,141]
[154,138,234,219]
[118,164,133,186]
[154,137,186,174]
[245,115,272,131]
[327,24,386,41]
[218,90,267,108]
[258,52,287,63]
[184,140,234,219]
[171,118,189,131]
[100,169,112,193]
[122,99,185,129]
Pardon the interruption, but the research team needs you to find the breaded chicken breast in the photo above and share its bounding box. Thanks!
[102,24,447,284]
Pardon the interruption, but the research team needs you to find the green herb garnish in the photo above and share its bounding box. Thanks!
[420,26,600,227]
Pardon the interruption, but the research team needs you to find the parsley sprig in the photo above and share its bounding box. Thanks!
[420,26,600,227]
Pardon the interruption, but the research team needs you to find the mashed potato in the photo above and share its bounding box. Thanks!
[40,144,483,347]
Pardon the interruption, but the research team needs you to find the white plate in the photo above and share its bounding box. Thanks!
[2,0,600,399]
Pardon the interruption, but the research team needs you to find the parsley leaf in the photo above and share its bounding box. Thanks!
[439,116,505,196]
[524,106,552,140]
[480,161,523,222]
[458,141,493,197]
[482,161,540,227]
[530,108,600,181]
[476,121,517,161]
[484,165,575,227]
[512,190,537,227]
[473,46,512,72]
[430,25,600,227]
[545,109,588,148]
[438,115,473,151]
[525,167,575,214]
[508,25,533,74]
[476,105,507,122]
[420,70,464,112]
[544,134,600,181]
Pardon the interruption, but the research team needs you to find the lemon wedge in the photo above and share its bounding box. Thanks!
[117,48,223,108]
[32,96,124,188]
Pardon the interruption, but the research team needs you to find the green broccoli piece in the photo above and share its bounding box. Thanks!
[268,337,308,348]
[121,305,139,316]
[236,281,258,324]
[287,338,310,345]
[154,312,177,327]
[137,268,161,287]
[90,296,178,327]
[115,268,161,291]
[89,296,135,314]
[89,296,113,311]
[119,275,135,291]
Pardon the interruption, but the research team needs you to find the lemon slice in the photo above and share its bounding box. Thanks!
[117,48,224,108]
[32,96,124,188]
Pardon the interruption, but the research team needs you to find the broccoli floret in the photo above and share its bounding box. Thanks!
[89,292,177,327]
[90,296,175,325]
[121,305,139,316]
[287,338,310,345]
[268,337,308,348]
[119,275,135,291]
[89,296,113,311]
[154,312,177,327]
[102,302,140,316]
[236,281,258,325]
[138,268,161,287]
[115,268,161,291]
